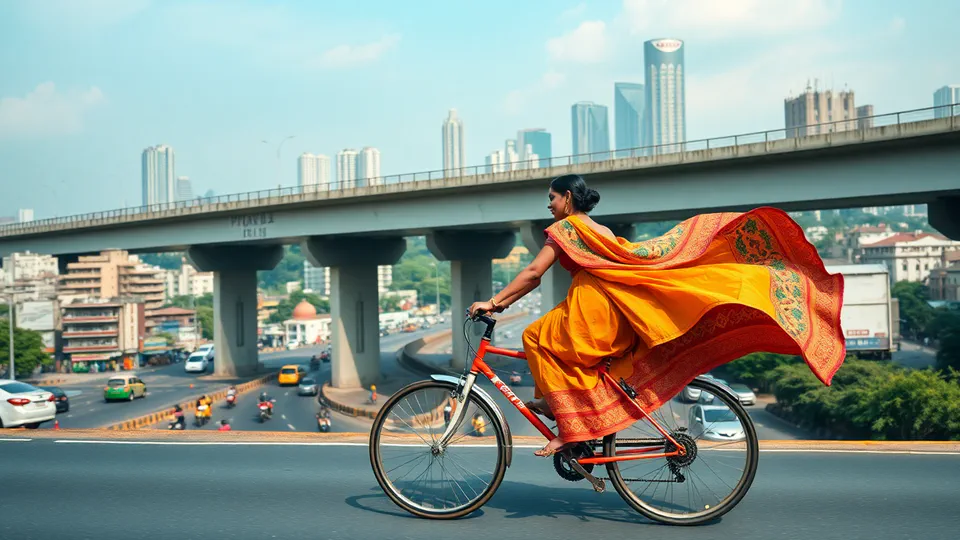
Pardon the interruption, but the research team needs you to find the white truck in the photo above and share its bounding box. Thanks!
[826,264,898,360]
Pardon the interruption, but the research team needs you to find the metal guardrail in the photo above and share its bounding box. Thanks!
[2,104,958,235]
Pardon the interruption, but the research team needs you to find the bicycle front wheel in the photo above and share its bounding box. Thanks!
[604,377,759,525]
[369,380,508,519]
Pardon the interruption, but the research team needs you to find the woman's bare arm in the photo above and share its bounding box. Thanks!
[492,244,559,309]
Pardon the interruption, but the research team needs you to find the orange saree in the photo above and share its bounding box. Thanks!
[521,207,846,444]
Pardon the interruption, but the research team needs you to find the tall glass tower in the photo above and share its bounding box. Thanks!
[614,82,644,157]
[141,145,176,206]
[517,129,552,168]
[442,109,465,177]
[643,39,686,152]
[571,102,610,164]
[934,85,960,118]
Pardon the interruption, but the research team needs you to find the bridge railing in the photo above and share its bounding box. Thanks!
[2,104,958,235]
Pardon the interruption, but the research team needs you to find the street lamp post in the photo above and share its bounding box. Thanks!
[6,293,13,380]
[432,262,441,317]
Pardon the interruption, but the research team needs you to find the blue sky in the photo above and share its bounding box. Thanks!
[1,0,958,219]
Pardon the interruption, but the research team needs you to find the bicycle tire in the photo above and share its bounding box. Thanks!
[369,379,509,519]
[604,377,759,525]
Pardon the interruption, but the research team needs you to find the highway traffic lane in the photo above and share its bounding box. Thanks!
[0,441,955,540]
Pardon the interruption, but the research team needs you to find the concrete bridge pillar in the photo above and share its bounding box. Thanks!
[302,236,406,389]
[930,197,960,240]
[186,245,283,377]
[521,221,573,315]
[427,231,515,369]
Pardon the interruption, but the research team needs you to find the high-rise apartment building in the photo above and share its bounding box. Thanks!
[614,82,644,156]
[141,145,176,206]
[58,250,166,314]
[337,149,359,188]
[784,83,858,138]
[298,153,331,192]
[176,176,193,202]
[504,140,521,171]
[442,109,465,177]
[856,105,875,130]
[303,261,392,295]
[571,102,610,163]
[934,85,960,118]
[357,147,382,187]
[17,208,34,223]
[643,39,686,150]
[517,129,551,169]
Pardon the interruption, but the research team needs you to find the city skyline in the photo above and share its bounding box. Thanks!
[442,109,465,177]
[2,1,959,218]
[571,101,610,162]
[141,144,176,206]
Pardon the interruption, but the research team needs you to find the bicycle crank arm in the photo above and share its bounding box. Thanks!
[568,459,605,493]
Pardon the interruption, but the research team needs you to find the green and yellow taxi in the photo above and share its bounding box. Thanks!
[103,375,147,402]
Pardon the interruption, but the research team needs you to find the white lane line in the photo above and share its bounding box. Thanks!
[66,414,73,418]
[287,424,296,431]
[0,438,33,442]
[54,440,368,446]
[88,408,96,412]
[281,414,287,420]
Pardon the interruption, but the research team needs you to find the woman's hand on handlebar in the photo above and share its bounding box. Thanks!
[468,300,497,318]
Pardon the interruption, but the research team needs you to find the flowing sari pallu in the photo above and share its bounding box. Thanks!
[523,208,846,443]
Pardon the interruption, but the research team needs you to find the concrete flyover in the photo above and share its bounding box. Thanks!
[3,107,959,393]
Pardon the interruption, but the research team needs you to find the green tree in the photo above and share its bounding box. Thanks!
[267,290,329,323]
[139,252,184,270]
[0,324,52,378]
[724,352,802,392]
[936,327,960,373]
[891,281,935,340]
[258,245,305,292]
[379,295,403,312]
[196,306,214,340]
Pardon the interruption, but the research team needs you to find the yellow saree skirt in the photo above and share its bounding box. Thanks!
[522,208,846,443]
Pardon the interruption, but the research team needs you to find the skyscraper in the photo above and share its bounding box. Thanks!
[614,82,645,156]
[176,176,193,202]
[485,150,505,174]
[298,153,331,192]
[934,85,960,118]
[571,102,610,163]
[442,109,465,177]
[357,147,382,187]
[141,145,176,206]
[643,39,686,151]
[504,140,520,171]
[336,149,359,188]
[17,209,34,223]
[517,129,552,169]
[856,105,875,130]
[784,83,857,138]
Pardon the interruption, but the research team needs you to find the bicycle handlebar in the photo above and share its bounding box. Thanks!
[465,310,497,339]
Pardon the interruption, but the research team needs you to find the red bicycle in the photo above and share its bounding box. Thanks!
[370,312,759,524]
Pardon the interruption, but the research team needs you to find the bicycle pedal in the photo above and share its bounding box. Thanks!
[569,459,605,494]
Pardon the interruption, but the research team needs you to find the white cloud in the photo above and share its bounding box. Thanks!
[546,21,610,64]
[311,34,402,69]
[0,83,105,139]
[560,3,588,20]
[504,71,569,115]
[889,17,907,35]
[621,0,841,39]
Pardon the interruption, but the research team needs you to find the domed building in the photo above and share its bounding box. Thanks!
[283,300,331,348]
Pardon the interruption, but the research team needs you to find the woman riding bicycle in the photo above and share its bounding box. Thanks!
[470,174,845,457]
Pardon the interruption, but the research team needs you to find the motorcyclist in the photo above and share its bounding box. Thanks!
[218,419,232,431]
[258,391,274,416]
[226,386,237,398]
[169,405,185,429]
[199,395,213,419]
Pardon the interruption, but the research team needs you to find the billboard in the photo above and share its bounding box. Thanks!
[16,301,56,331]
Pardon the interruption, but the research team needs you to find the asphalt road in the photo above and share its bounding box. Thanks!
[892,341,938,370]
[0,439,955,540]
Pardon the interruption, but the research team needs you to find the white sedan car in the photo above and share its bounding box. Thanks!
[184,353,210,373]
[0,380,56,429]
[196,343,215,361]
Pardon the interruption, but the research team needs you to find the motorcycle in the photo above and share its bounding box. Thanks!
[258,399,276,423]
[225,393,237,409]
[309,356,320,371]
[168,416,185,430]
[195,404,210,427]
[317,414,331,432]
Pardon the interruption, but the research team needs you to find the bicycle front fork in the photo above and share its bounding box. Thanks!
[434,372,480,451]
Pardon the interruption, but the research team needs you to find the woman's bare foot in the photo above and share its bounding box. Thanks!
[524,398,555,421]
[534,437,568,457]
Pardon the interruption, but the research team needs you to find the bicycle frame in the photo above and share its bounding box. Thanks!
[437,317,686,465]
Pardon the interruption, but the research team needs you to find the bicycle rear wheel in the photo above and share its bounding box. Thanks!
[603,377,759,525]
[369,380,508,519]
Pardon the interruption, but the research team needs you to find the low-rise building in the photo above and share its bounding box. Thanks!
[861,232,960,284]
[61,299,144,373]
[283,300,331,346]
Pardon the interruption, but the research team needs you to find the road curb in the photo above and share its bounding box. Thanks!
[319,384,379,419]
[27,377,67,386]
[107,371,277,430]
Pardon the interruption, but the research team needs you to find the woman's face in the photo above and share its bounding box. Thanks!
[547,189,569,220]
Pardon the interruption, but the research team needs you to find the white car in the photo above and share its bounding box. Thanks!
[729,383,757,406]
[688,404,746,442]
[184,353,210,373]
[196,343,215,361]
[0,380,56,429]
